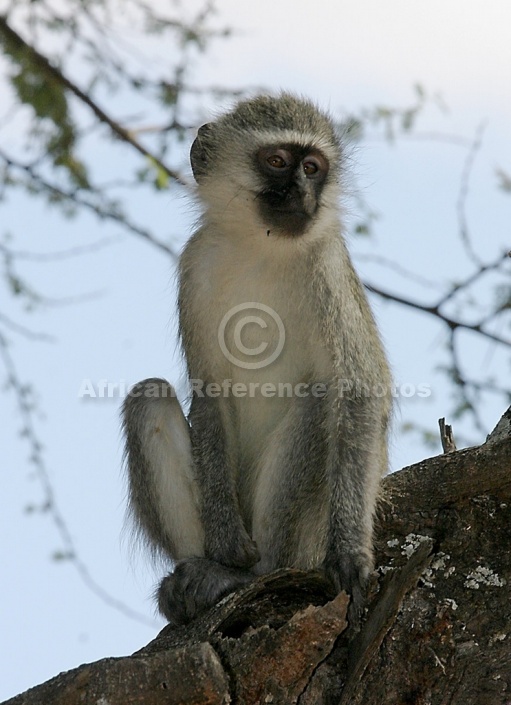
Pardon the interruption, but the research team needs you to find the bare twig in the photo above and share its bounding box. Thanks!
[0,312,55,342]
[0,148,178,259]
[438,417,457,453]
[437,249,510,308]
[456,121,488,265]
[0,332,156,629]
[0,237,120,262]
[356,253,438,289]
[365,282,511,349]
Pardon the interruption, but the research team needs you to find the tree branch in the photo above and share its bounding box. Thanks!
[0,148,178,258]
[4,412,510,704]
[0,15,188,187]
[366,281,511,348]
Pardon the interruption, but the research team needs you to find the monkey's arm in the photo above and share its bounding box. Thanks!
[188,393,260,569]
[322,392,387,617]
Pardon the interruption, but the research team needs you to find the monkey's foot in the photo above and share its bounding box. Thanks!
[157,557,254,625]
[322,551,371,627]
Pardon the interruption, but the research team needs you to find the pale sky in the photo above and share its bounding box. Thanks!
[1,1,510,699]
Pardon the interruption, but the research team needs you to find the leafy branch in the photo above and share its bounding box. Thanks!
[0,14,186,186]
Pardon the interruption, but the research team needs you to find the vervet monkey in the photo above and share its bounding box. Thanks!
[122,93,391,626]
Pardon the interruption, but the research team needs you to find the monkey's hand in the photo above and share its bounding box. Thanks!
[321,548,371,625]
[205,522,260,569]
[157,558,253,625]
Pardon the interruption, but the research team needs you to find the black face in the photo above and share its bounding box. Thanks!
[254,143,329,235]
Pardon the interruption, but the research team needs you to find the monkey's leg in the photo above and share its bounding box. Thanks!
[122,379,254,625]
[251,393,381,622]
[188,393,260,569]
[251,394,330,574]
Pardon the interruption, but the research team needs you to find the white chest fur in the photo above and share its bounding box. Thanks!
[187,231,332,387]
[182,228,334,465]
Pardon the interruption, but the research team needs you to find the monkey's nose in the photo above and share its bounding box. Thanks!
[298,181,317,216]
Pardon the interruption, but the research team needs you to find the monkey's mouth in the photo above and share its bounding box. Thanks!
[262,206,313,236]
[256,189,317,235]
[272,206,310,218]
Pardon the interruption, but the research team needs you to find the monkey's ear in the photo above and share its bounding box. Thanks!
[190,123,214,182]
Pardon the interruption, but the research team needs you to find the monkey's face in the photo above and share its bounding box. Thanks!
[190,94,342,239]
[254,143,329,236]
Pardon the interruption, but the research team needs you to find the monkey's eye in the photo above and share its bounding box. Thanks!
[267,155,287,168]
[303,157,321,176]
[257,147,293,173]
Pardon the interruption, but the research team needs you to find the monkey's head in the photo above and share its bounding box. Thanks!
[190,94,342,237]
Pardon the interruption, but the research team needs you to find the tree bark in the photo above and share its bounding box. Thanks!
[4,409,511,705]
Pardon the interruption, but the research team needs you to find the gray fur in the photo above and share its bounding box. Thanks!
[157,559,253,624]
[122,93,392,626]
